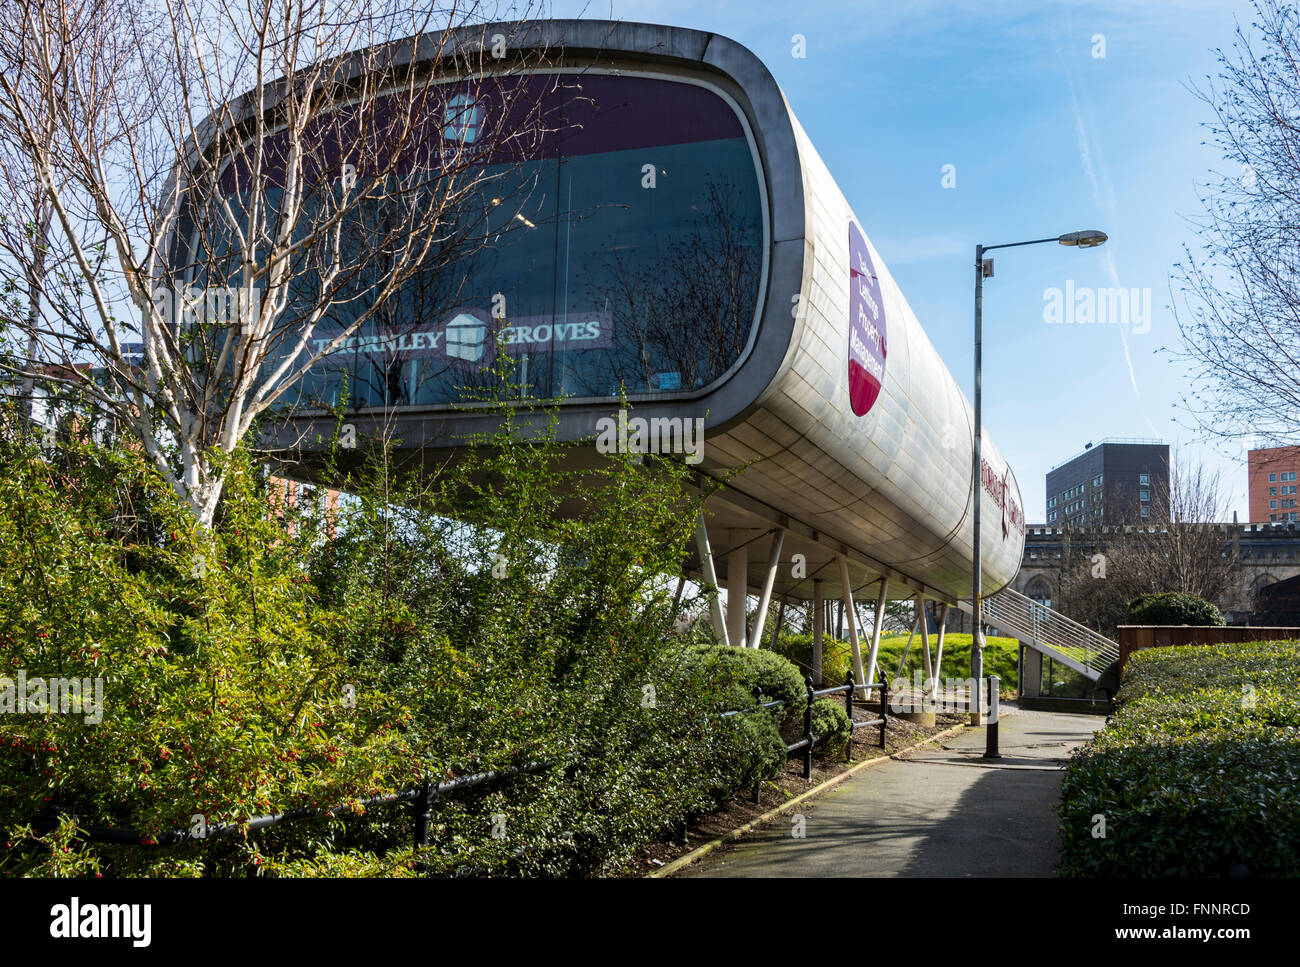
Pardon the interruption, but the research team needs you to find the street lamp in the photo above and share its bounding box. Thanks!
[970,229,1107,751]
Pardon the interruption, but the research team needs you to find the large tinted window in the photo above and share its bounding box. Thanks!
[274,72,766,411]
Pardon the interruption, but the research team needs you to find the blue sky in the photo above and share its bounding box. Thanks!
[546,0,1258,521]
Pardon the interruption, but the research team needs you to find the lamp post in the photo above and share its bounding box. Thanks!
[970,229,1107,744]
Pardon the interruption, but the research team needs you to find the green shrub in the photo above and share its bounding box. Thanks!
[727,712,788,787]
[679,645,813,788]
[1127,592,1224,626]
[0,406,759,878]
[689,644,808,724]
[1058,639,1300,877]
[810,698,852,755]
[771,633,852,686]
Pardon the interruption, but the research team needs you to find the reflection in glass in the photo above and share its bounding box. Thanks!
[273,73,766,413]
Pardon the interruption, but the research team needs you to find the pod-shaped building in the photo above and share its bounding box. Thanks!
[240,19,1025,608]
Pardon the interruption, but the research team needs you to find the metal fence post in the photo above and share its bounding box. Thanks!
[803,676,814,779]
[983,675,1001,759]
[879,673,889,749]
[752,684,763,803]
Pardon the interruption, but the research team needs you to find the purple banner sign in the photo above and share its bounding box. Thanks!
[847,222,887,417]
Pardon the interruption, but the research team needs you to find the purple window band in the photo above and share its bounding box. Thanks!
[218,74,746,194]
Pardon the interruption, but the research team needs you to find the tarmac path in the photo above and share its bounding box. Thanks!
[679,709,1103,878]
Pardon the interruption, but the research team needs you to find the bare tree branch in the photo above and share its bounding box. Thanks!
[0,1,553,524]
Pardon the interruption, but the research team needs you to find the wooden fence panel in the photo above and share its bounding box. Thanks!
[1117,625,1300,669]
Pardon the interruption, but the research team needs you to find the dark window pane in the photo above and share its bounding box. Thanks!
[264,72,764,413]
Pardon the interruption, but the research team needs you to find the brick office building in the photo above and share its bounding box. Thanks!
[1248,445,1300,523]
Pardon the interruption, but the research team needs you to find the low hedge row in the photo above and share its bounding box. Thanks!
[1058,639,1300,877]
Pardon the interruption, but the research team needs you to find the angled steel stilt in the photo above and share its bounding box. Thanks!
[695,512,731,648]
[748,528,785,648]
[838,555,866,697]
[864,577,889,689]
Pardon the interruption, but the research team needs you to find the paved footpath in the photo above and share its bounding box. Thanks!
[679,709,1103,878]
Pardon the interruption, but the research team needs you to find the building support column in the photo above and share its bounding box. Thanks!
[770,597,787,650]
[896,614,919,678]
[727,533,747,651]
[864,577,889,689]
[666,575,686,634]
[1020,644,1043,699]
[694,513,730,648]
[812,579,824,686]
[929,603,949,701]
[748,529,784,649]
[918,596,934,695]
[838,555,866,696]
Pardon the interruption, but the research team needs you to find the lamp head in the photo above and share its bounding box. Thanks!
[1058,230,1108,248]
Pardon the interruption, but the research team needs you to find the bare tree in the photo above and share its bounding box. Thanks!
[0,0,133,425]
[1171,0,1300,449]
[0,1,552,525]
[1133,460,1236,601]
[1058,455,1237,635]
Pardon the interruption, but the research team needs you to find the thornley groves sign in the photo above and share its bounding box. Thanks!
[309,308,612,364]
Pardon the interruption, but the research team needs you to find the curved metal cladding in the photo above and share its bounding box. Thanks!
[709,102,1027,600]
[245,19,1024,601]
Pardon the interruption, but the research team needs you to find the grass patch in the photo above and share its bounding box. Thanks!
[877,633,1018,695]
[771,632,1020,696]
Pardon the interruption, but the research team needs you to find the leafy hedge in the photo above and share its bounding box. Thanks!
[1127,592,1224,627]
[0,408,770,877]
[1058,639,1300,877]
[810,699,851,754]
[687,644,808,786]
[687,645,860,779]
[690,644,808,723]
[771,633,852,686]
[728,714,789,787]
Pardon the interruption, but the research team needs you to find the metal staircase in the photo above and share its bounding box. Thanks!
[956,586,1119,681]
